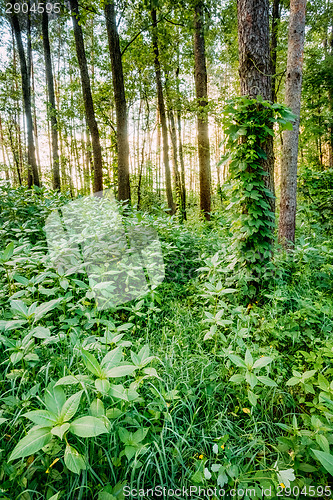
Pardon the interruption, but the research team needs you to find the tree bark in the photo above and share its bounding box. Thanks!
[70,0,103,193]
[10,1,40,187]
[271,0,281,102]
[278,0,307,248]
[42,2,61,190]
[151,8,175,214]
[194,0,211,221]
[104,0,131,202]
[237,0,275,214]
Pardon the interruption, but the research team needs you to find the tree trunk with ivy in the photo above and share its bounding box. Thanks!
[278,0,307,248]
[194,0,211,221]
[237,0,275,214]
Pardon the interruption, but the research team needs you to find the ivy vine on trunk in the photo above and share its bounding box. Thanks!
[221,96,294,298]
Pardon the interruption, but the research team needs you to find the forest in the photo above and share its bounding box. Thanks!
[1,0,333,498]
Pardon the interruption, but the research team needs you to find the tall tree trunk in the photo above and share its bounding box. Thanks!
[176,65,187,221]
[278,0,307,248]
[42,3,61,190]
[69,0,103,193]
[237,0,275,214]
[151,8,175,214]
[194,0,211,221]
[271,0,281,102]
[10,1,40,187]
[167,107,182,212]
[104,0,131,202]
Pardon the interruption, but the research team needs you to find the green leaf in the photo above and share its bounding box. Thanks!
[229,354,246,368]
[48,493,61,500]
[82,350,102,377]
[64,444,86,474]
[248,390,258,406]
[59,391,83,422]
[10,300,29,318]
[51,423,70,440]
[311,449,333,475]
[23,410,57,426]
[69,416,108,437]
[132,427,149,444]
[246,371,257,389]
[101,347,122,370]
[45,383,66,417]
[257,375,277,387]
[9,427,52,461]
[105,365,137,378]
[286,377,300,386]
[95,378,110,394]
[118,427,130,444]
[34,298,63,321]
[124,445,137,461]
[2,241,14,261]
[253,356,273,370]
[90,398,105,418]
[55,375,91,386]
[229,374,244,384]
[315,434,330,454]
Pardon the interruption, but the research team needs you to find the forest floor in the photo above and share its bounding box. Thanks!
[1,182,333,499]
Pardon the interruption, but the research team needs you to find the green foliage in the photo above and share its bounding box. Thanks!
[1,185,333,497]
[220,96,294,298]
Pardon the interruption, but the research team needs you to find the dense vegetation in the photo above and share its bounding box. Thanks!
[1,172,333,498]
[1,0,333,498]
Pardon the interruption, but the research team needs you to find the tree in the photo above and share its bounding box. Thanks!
[193,0,211,221]
[69,0,103,193]
[10,0,40,187]
[278,0,307,248]
[237,0,275,213]
[271,0,281,103]
[151,8,175,214]
[104,0,130,202]
[42,1,61,190]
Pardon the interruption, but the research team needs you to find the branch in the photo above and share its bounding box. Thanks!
[121,13,168,57]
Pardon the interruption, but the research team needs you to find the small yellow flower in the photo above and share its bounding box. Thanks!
[221,444,225,450]
[242,408,251,414]
[262,317,265,320]
[199,454,204,459]
[280,483,285,489]
[45,457,60,474]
